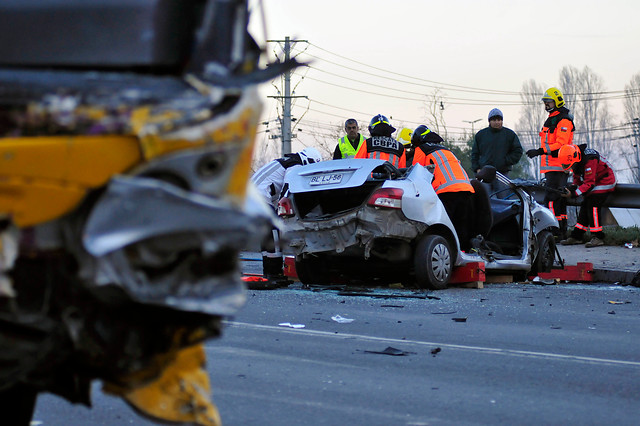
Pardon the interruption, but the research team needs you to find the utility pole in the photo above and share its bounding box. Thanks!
[633,118,640,183]
[463,118,482,135]
[267,36,307,155]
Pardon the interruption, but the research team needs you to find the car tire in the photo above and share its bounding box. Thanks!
[0,383,38,425]
[531,230,556,275]
[414,234,452,290]
[295,255,331,285]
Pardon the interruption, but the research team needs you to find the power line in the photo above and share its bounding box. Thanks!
[306,43,520,95]
[304,42,640,98]
[298,68,639,107]
[263,39,640,150]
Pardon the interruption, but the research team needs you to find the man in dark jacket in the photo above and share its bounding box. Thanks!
[471,108,523,193]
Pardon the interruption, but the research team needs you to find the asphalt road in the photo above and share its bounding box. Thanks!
[34,281,640,426]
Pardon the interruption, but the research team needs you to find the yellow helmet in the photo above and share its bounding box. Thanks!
[397,127,413,146]
[541,87,565,109]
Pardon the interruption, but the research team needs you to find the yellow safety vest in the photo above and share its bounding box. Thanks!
[338,134,365,158]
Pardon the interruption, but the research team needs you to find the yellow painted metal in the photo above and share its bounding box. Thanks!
[0,135,141,227]
[107,344,221,426]
[211,108,260,200]
[134,102,261,202]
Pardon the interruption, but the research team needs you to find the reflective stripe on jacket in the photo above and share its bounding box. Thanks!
[337,134,365,158]
[413,145,474,194]
[354,136,406,168]
[572,154,616,197]
[539,108,575,173]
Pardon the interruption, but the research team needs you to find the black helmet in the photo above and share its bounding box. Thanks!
[368,114,390,133]
[411,125,431,144]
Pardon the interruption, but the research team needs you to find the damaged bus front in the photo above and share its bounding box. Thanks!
[0,1,300,425]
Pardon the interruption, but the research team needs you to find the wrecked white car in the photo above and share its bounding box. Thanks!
[278,159,560,289]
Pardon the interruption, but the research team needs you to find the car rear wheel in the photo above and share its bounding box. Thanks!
[414,234,452,290]
[295,255,331,285]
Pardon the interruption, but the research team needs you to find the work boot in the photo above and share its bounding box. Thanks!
[585,237,605,248]
[559,237,582,245]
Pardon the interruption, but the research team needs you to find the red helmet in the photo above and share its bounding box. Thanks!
[558,144,581,171]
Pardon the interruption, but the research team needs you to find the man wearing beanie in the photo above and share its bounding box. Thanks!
[471,108,523,192]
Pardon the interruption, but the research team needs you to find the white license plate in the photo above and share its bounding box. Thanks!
[309,173,343,185]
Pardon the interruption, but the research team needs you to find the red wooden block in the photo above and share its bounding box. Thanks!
[284,256,297,279]
[450,261,486,284]
[536,262,594,282]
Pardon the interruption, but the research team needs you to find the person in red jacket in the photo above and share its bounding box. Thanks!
[559,144,617,248]
[526,87,575,238]
[355,114,406,168]
[411,125,475,251]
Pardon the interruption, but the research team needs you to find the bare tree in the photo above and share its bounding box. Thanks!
[421,88,448,141]
[516,79,546,178]
[559,65,612,153]
[623,72,640,183]
[251,119,283,173]
[304,120,347,159]
[623,72,640,120]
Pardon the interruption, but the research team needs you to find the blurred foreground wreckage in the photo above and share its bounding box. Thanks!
[0,0,300,424]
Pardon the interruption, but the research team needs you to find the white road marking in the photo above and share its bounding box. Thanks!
[218,320,640,368]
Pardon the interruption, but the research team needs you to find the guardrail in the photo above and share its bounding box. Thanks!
[531,183,640,209]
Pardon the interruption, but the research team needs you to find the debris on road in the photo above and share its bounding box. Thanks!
[430,347,442,357]
[337,290,431,299]
[363,347,415,356]
[452,317,468,322]
[242,276,281,290]
[278,323,305,329]
[331,315,354,324]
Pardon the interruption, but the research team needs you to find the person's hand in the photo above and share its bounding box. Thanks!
[560,187,572,198]
[526,148,544,158]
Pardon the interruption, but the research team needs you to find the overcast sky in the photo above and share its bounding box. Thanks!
[248,0,640,155]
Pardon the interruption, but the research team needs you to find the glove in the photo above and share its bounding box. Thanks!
[561,187,577,199]
[526,148,544,158]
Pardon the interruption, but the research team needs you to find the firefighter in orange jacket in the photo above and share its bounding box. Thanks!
[354,114,406,168]
[411,125,475,251]
[526,87,575,237]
